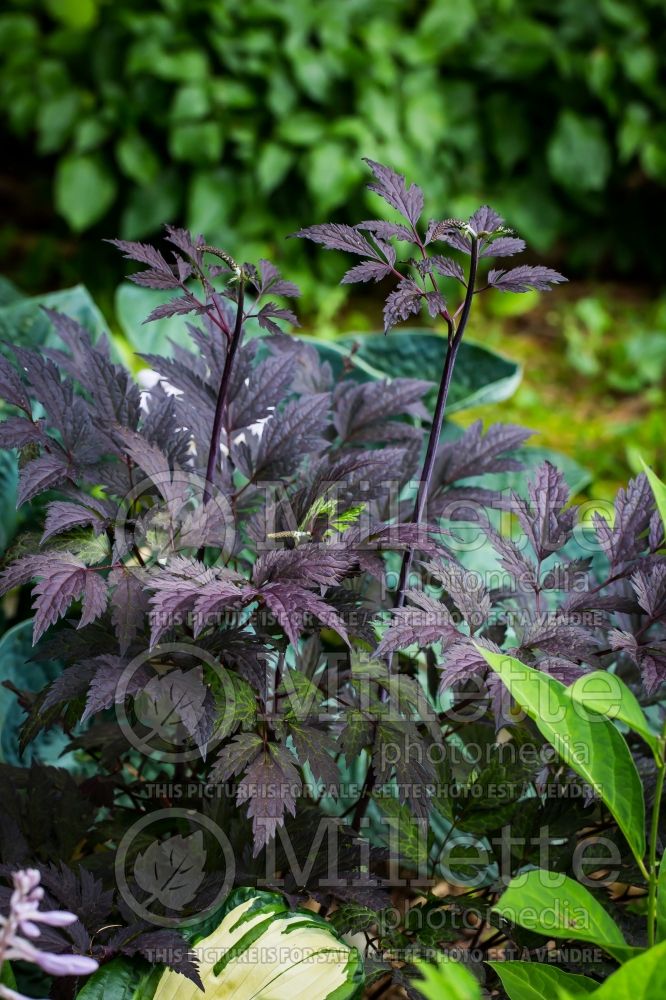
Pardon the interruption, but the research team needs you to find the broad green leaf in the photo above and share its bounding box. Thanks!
[306,331,521,413]
[487,960,597,999]
[657,846,666,943]
[474,444,592,497]
[413,956,481,1000]
[169,121,223,164]
[640,457,666,537]
[0,451,18,555]
[55,154,117,231]
[121,169,181,240]
[0,620,81,770]
[115,131,160,186]
[567,671,660,758]
[339,331,522,412]
[547,111,611,192]
[45,0,99,30]
[582,939,666,998]
[305,142,363,213]
[492,870,626,960]
[0,276,23,307]
[75,957,143,1000]
[0,284,107,351]
[477,648,646,862]
[0,960,17,990]
[257,141,293,193]
[114,283,194,356]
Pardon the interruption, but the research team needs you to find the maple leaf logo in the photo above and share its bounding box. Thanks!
[133,831,206,911]
[134,667,208,750]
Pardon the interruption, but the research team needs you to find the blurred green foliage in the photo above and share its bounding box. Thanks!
[1,0,666,308]
[456,286,666,496]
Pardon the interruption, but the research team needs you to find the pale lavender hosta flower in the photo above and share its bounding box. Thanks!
[0,869,98,1000]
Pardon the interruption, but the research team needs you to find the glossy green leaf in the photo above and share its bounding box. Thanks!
[413,956,481,1000]
[567,671,660,757]
[55,154,117,231]
[580,940,666,999]
[477,647,646,863]
[492,870,626,959]
[487,960,597,999]
[0,960,17,991]
[75,957,143,1000]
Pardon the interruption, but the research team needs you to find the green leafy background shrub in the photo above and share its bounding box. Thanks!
[2,0,666,287]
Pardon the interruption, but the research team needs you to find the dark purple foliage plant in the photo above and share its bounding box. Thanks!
[0,161,663,998]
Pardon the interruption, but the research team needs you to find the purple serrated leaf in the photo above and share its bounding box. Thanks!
[382,280,423,333]
[355,220,415,242]
[293,224,379,258]
[236,745,301,855]
[480,237,526,258]
[340,261,392,285]
[0,356,31,412]
[0,416,46,449]
[17,453,71,507]
[363,159,424,227]
[41,501,108,544]
[468,205,504,236]
[488,265,567,293]
[429,256,466,283]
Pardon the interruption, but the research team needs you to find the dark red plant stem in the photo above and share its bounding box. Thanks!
[351,241,481,832]
[393,237,479,612]
[202,279,245,507]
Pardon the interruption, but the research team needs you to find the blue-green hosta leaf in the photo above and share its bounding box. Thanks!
[115,284,196,357]
[476,647,646,863]
[309,330,522,412]
[0,284,107,352]
[0,450,18,555]
[475,443,592,497]
[492,870,627,961]
[0,619,82,770]
[487,960,597,999]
